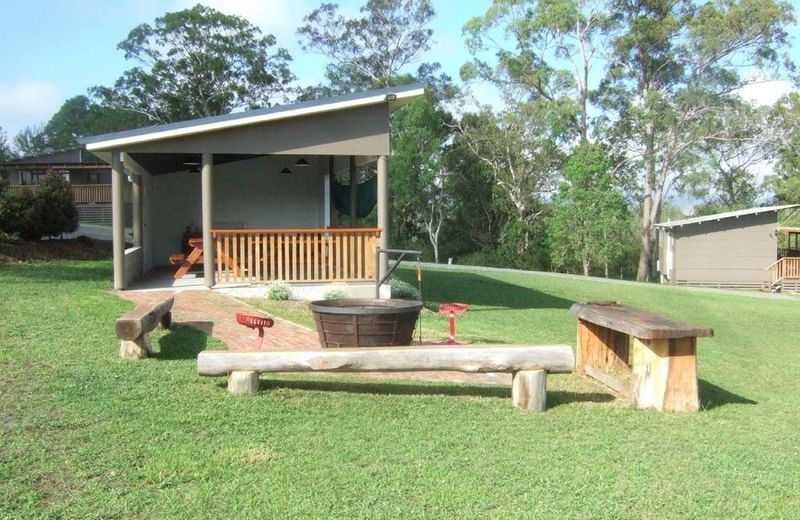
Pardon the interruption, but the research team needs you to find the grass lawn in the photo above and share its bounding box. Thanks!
[2,259,800,518]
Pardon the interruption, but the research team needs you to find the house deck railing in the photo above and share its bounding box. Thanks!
[766,256,800,286]
[212,228,381,284]
[6,184,116,204]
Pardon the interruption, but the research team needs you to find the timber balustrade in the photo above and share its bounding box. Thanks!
[212,228,381,283]
[7,184,116,204]
[766,256,800,285]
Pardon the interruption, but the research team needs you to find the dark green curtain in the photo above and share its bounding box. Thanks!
[331,175,377,218]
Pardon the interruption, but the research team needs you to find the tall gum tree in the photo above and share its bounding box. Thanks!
[93,5,294,122]
[601,0,794,280]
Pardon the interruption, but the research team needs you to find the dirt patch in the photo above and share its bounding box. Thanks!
[0,237,112,263]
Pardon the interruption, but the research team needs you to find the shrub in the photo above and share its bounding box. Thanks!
[34,173,78,238]
[267,282,292,300]
[323,289,347,300]
[390,278,421,300]
[0,174,78,240]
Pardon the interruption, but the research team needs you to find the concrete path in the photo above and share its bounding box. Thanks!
[118,288,511,385]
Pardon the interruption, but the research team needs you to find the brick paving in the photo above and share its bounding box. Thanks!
[118,288,510,386]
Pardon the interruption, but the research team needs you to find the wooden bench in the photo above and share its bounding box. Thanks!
[115,296,174,359]
[570,302,713,413]
[197,345,575,412]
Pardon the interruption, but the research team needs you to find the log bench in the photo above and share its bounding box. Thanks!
[570,302,713,413]
[197,345,575,412]
[115,296,174,359]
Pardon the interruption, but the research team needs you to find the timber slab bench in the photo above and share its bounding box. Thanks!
[115,296,174,359]
[570,302,713,413]
[197,345,575,413]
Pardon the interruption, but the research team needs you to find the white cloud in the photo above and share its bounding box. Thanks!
[0,80,62,137]
[737,79,794,107]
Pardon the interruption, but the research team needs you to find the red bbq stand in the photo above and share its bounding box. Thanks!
[438,303,469,344]
[235,313,274,350]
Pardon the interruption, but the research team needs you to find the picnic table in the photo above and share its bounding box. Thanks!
[171,237,241,280]
[570,302,713,413]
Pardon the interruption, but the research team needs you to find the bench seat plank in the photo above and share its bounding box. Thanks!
[115,296,174,341]
[198,345,575,377]
[570,303,713,340]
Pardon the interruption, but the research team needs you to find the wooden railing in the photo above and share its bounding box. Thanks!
[766,256,800,285]
[212,228,381,284]
[778,248,800,259]
[6,184,113,204]
[72,184,112,203]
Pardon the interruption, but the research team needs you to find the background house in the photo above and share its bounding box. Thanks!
[656,205,800,289]
[0,148,125,224]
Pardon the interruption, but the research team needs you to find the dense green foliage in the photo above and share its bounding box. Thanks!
[0,173,78,240]
[769,92,800,204]
[92,4,294,123]
[3,259,800,517]
[548,142,631,276]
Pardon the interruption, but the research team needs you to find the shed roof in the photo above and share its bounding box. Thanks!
[80,84,424,151]
[655,205,800,229]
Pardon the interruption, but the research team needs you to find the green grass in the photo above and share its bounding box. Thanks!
[2,260,800,518]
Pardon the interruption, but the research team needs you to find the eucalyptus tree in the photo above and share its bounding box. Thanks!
[462,0,611,142]
[298,0,435,92]
[92,5,294,123]
[13,125,48,157]
[601,0,795,280]
[454,103,567,258]
[769,92,800,203]
[548,142,628,276]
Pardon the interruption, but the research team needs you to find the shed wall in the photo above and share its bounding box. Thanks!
[669,213,777,285]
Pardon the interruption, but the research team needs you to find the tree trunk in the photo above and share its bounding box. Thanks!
[637,107,657,282]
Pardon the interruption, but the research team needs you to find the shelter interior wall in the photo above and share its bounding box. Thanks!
[147,156,325,266]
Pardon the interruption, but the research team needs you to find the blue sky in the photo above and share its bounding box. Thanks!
[0,0,798,140]
[0,0,494,138]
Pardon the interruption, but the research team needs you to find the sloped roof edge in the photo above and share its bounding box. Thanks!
[655,204,800,229]
[80,84,425,151]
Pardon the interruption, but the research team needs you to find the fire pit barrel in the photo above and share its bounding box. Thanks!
[309,298,423,348]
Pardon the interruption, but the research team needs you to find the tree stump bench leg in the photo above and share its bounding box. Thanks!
[631,337,698,413]
[120,335,153,360]
[512,369,547,412]
[228,371,259,395]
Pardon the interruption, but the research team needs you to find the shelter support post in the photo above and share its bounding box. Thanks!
[131,173,143,248]
[328,155,338,227]
[349,155,358,226]
[377,155,389,279]
[111,152,125,290]
[202,153,215,288]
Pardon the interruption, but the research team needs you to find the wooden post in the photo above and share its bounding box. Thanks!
[201,153,215,288]
[512,369,547,412]
[111,152,125,290]
[349,155,358,227]
[630,337,699,413]
[377,155,389,280]
[228,371,259,395]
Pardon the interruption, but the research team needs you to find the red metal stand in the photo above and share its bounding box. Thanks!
[438,303,469,344]
[235,313,274,350]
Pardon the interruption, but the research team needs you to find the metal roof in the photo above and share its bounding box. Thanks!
[80,84,424,151]
[655,205,800,229]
